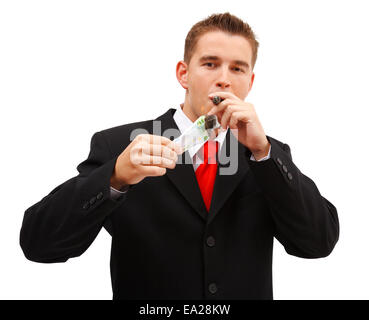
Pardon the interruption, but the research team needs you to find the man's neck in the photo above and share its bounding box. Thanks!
[181,102,198,123]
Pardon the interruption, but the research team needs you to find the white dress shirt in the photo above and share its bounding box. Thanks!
[110,104,271,199]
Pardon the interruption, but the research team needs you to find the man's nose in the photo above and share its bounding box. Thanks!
[216,67,231,89]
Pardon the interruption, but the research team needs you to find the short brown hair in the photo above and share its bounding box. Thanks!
[184,12,259,69]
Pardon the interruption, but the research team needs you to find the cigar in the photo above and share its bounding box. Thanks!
[212,96,224,105]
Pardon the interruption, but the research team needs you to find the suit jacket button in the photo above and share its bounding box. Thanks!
[282,165,288,173]
[89,197,96,205]
[277,157,283,165]
[208,283,218,294]
[97,192,103,200]
[206,236,216,247]
[83,202,89,210]
[287,172,293,180]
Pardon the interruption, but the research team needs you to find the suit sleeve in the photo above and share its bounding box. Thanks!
[248,136,339,258]
[20,131,126,263]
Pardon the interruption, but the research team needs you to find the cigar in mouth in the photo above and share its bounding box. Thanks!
[212,96,224,105]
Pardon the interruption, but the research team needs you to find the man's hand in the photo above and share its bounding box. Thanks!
[208,92,270,160]
[110,134,182,190]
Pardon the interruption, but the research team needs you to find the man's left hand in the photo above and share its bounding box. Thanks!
[208,92,270,160]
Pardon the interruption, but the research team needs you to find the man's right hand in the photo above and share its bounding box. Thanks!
[110,134,183,190]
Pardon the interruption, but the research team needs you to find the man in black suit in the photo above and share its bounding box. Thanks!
[20,12,339,300]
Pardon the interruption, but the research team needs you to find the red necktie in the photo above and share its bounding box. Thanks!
[195,140,219,211]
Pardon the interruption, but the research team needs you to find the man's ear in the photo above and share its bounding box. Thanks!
[176,60,189,90]
[248,72,255,92]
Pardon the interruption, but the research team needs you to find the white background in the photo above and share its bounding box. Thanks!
[1,0,368,300]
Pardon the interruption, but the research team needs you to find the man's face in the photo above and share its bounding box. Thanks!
[177,31,255,121]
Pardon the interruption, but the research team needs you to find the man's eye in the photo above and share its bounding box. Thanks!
[233,67,243,72]
[204,62,215,67]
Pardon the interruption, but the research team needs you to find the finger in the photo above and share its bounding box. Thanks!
[219,105,245,129]
[136,134,182,154]
[207,98,231,115]
[141,165,167,177]
[139,154,176,169]
[166,140,184,154]
[161,144,181,161]
[137,134,173,147]
[229,111,251,128]
[141,143,179,162]
[207,98,243,116]
[147,134,183,154]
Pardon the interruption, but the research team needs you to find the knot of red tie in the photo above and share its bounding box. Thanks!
[202,140,219,165]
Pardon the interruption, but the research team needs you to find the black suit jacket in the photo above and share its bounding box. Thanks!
[20,108,339,300]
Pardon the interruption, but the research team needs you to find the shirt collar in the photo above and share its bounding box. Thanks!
[173,103,228,158]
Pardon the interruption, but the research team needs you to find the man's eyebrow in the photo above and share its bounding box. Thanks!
[233,60,249,69]
[199,55,220,63]
[199,55,249,69]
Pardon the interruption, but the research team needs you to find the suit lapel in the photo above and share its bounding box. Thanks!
[207,130,250,225]
[157,109,208,221]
